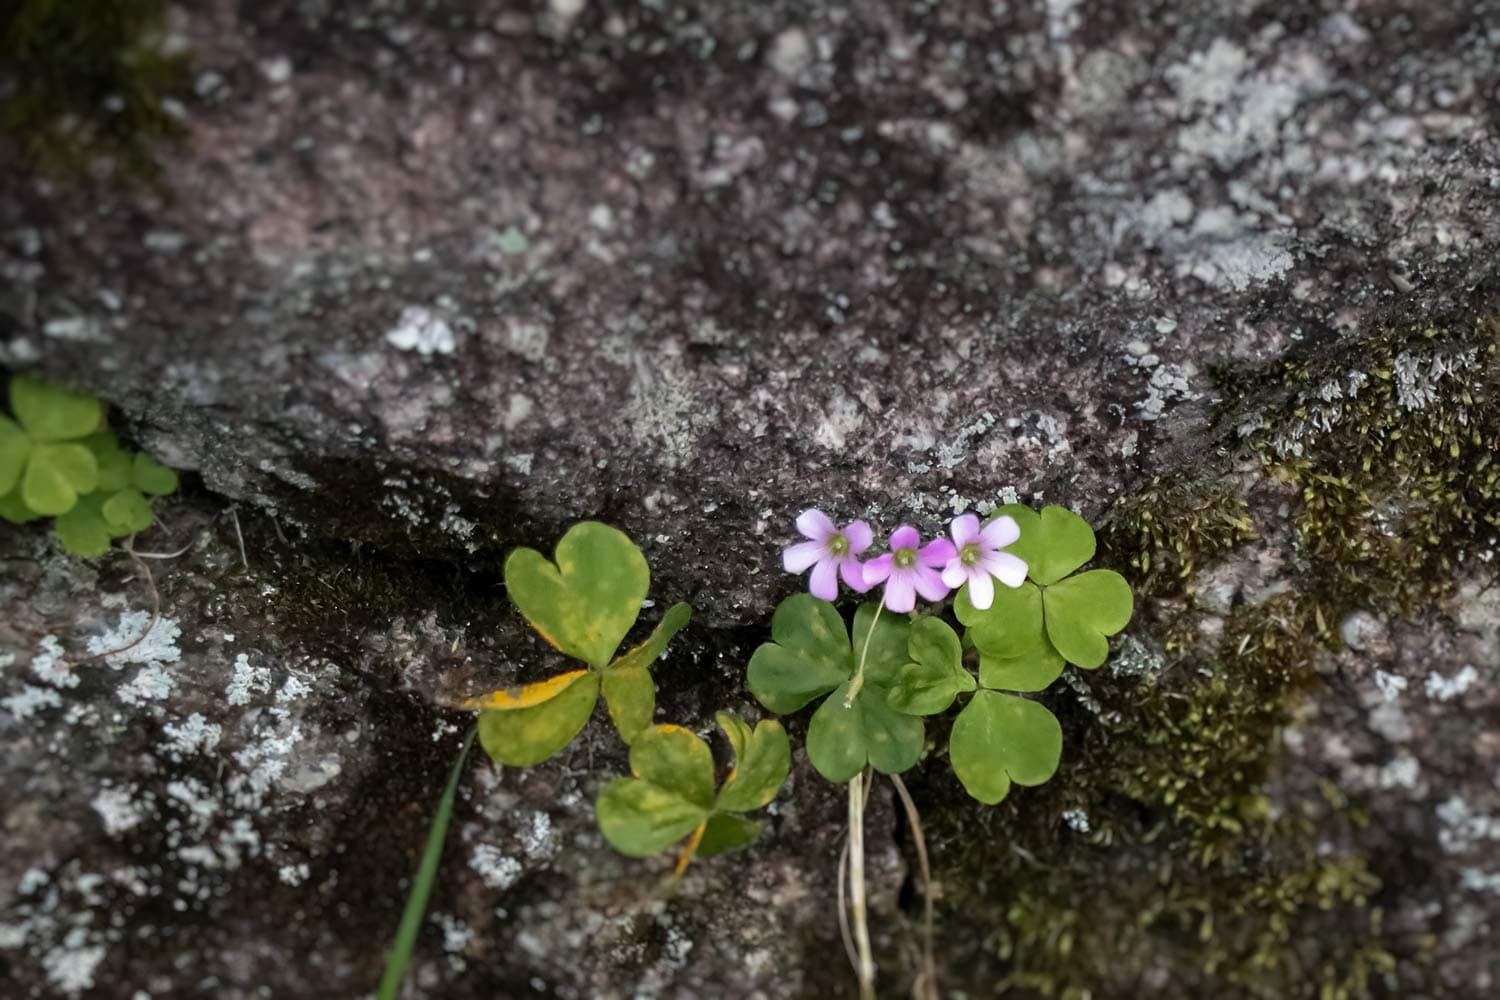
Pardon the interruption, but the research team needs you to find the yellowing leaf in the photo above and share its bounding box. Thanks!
[476,671,600,767]
[464,669,592,711]
[713,714,790,814]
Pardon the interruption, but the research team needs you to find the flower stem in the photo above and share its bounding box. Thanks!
[847,768,877,1000]
[844,601,885,708]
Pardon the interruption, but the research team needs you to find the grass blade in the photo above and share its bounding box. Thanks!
[377,726,476,1000]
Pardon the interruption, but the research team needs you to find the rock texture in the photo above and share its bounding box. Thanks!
[2,1,1498,998]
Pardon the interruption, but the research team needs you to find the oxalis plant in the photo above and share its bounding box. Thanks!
[0,373,179,555]
[756,504,1133,996]
[379,522,790,999]
[382,508,1130,998]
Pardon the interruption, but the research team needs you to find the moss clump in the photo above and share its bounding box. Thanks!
[1104,475,1257,601]
[923,593,1396,999]
[0,0,187,180]
[1107,596,1316,864]
[1221,315,1499,629]
[916,310,1498,998]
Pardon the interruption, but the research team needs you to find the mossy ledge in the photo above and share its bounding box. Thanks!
[0,0,187,181]
[907,307,1497,998]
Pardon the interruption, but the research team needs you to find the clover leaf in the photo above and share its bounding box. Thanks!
[475,670,602,766]
[962,504,1134,671]
[0,416,28,497]
[1044,571,1134,668]
[747,595,923,782]
[54,494,116,558]
[991,503,1094,586]
[949,690,1062,805]
[505,521,649,668]
[11,375,102,442]
[0,488,41,525]
[131,452,179,496]
[473,524,693,764]
[950,596,1065,803]
[596,714,790,860]
[886,617,976,716]
[2,378,180,558]
[84,432,132,491]
[1,376,103,516]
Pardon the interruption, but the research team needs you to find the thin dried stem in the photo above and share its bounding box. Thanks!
[848,769,876,1000]
[229,507,249,569]
[837,832,858,975]
[890,773,938,999]
[131,535,200,559]
[79,538,159,664]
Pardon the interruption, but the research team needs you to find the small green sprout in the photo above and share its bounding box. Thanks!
[595,713,790,867]
[468,521,692,764]
[0,374,180,556]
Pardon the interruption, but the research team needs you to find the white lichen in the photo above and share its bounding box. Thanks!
[86,612,182,668]
[385,305,456,356]
[92,787,145,836]
[118,663,176,706]
[226,653,273,706]
[2,684,62,720]
[162,713,224,760]
[470,845,523,890]
[29,635,77,689]
[1373,670,1409,701]
[1425,664,1479,702]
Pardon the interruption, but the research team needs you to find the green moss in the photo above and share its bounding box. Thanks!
[1223,315,1499,630]
[0,0,188,181]
[1104,475,1257,601]
[915,311,1497,998]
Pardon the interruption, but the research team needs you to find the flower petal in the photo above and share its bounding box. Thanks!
[982,551,1029,589]
[809,559,840,601]
[919,538,957,568]
[841,556,873,592]
[882,574,916,613]
[843,519,874,553]
[796,508,836,541]
[966,571,994,611]
[941,561,968,589]
[783,539,825,573]
[889,525,921,550]
[980,514,1021,549]
[863,554,894,586]
[913,566,950,602]
[950,513,981,547]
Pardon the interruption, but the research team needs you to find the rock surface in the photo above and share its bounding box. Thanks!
[2,1,1498,997]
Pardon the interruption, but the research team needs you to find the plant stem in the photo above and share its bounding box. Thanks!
[844,601,885,708]
[670,820,707,884]
[377,726,476,1000]
[848,768,876,1000]
[890,773,937,999]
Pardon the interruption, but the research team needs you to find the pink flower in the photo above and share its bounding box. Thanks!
[782,509,875,601]
[940,513,1028,610]
[863,526,956,613]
